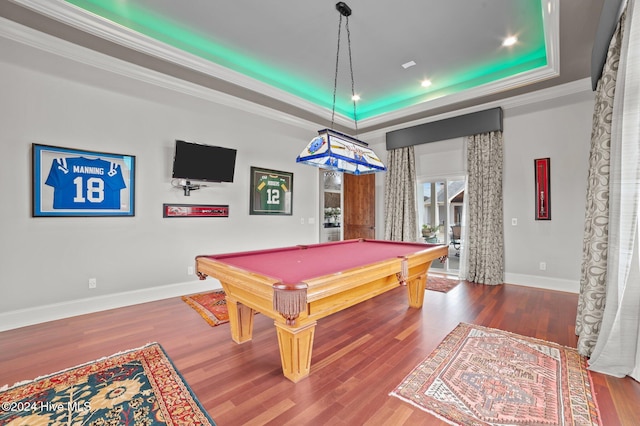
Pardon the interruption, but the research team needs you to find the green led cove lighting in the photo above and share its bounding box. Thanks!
[65,0,548,121]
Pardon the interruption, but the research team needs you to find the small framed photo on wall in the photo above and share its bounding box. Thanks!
[32,144,135,217]
[249,167,293,215]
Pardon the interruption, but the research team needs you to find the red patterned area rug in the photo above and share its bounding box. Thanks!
[182,289,229,326]
[426,275,462,293]
[0,343,215,425]
[390,323,602,426]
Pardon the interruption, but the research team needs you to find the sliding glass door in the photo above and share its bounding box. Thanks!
[417,177,465,273]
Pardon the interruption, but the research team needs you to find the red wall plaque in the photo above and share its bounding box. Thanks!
[534,158,550,220]
[163,204,229,218]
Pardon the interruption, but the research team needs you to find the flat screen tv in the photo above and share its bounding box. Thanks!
[172,140,237,183]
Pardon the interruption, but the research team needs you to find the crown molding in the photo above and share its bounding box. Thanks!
[9,0,561,130]
[360,0,561,129]
[359,64,560,129]
[6,0,578,141]
[359,78,592,141]
[2,6,587,145]
[0,16,321,132]
[8,0,352,127]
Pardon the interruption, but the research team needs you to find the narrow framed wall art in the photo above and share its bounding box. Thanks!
[534,157,550,220]
[163,204,229,218]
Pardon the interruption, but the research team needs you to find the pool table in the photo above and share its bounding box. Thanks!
[196,239,448,382]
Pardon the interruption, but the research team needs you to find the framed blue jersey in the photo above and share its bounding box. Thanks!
[33,144,135,217]
[45,157,126,209]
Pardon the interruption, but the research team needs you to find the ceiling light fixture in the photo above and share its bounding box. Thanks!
[502,36,518,47]
[296,2,386,175]
[421,79,432,88]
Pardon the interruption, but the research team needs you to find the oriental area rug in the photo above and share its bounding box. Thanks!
[182,289,229,326]
[391,323,602,426]
[0,343,215,426]
[426,275,462,293]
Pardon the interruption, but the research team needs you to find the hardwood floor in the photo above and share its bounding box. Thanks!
[1,281,639,425]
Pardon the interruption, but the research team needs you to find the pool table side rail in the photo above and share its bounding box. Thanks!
[300,243,448,302]
[302,259,413,321]
[195,242,448,301]
[195,243,448,325]
[292,244,448,321]
[196,256,280,316]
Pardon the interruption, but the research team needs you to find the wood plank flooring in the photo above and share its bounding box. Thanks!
[1,281,639,425]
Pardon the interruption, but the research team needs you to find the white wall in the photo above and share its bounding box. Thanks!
[0,29,320,329]
[0,21,595,331]
[502,93,594,288]
[365,90,595,293]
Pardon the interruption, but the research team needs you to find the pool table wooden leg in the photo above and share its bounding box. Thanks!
[226,298,255,344]
[275,321,317,382]
[406,274,427,308]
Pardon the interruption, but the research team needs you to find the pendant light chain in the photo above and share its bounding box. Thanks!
[345,16,358,136]
[331,14,343,129]
[330,9,359,135]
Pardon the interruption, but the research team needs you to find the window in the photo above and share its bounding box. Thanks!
[418,177,465,273]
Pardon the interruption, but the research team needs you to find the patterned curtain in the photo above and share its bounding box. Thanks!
[384,146,418,242]
[588,0,640,381]
[576,4,624,358]
[460,131,504,285]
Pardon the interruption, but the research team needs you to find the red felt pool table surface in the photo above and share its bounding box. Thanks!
[199,239,439,285]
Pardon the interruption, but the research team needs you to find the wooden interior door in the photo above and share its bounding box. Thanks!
[343,173,376,239]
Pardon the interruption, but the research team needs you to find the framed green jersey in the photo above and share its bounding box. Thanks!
[250,167,293,215]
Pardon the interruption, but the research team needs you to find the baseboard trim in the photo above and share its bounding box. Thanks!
[0,274,577,332]
[504,273,579,293]
[0,279,222,332]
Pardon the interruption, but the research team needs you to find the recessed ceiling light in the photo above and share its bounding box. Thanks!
[421,79,432,88]
[402,61,417,69]
[503,36,518,47]
[351,94,360,101]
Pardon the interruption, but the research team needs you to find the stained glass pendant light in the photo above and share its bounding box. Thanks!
[297,2,386,175]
